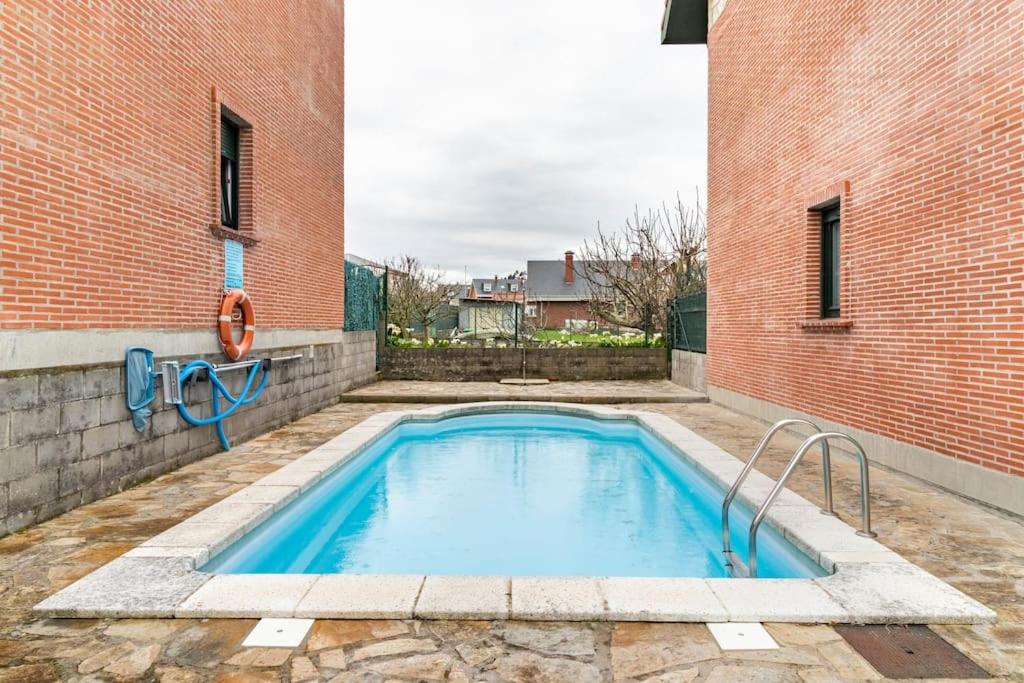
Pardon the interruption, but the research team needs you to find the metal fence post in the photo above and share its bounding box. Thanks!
[667,292,706,354]
[514,301,519,349]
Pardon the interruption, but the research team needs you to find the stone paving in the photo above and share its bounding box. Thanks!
[0,396,1021,682]
[341,380,705,403]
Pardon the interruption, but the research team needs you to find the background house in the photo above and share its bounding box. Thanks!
[457,276,527,338]
[663,0,1024,515]
[526,252,615,330]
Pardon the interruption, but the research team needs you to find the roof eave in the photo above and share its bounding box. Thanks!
[528,295,591,302]
[661,0,708,45]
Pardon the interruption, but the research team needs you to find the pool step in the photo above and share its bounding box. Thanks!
[724,550,751,578]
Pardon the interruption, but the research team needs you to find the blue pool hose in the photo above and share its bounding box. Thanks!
[175,359,270,450]
[125,347,156,432]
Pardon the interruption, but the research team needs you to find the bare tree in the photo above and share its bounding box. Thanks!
[517,298,550,346]
[386,255,455,342]
[578,193,706,334]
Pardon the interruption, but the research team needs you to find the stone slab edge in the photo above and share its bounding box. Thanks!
[340,394,708,405]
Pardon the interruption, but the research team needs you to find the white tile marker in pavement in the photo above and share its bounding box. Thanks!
[242,618,314,648]
[708,622,779,650]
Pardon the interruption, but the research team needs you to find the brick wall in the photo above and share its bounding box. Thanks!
[0,2,368,536]
[529,302,597,330]
[708,0,729,27]
[706,1,1024,484]
[0,0,345,329]
[0,333,375,536]
[382,348,669,382]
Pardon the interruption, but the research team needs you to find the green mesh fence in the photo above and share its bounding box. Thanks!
[668,292,707,353]
[344,260,382,332]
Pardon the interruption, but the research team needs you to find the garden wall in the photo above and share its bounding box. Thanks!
[381,348,668,381]
[671,350,707,393]
[0,332,376,537]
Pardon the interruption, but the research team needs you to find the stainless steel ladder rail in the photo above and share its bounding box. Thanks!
[722,419,834,572]
[747,432,877,577]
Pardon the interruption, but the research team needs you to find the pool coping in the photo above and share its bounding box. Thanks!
[34,402,996,624]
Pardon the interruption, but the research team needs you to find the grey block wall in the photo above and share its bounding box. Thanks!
[671,349,707,393]
[0,331,376,537]
[381,347,668,381]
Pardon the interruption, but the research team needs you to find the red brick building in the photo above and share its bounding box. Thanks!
[526,252,604,330]
[0,1,374,535]
[663,0,1024,515]
[530,300,597,332]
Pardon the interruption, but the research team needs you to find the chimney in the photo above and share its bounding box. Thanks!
[630,253,641,271]
[564,251,575,284]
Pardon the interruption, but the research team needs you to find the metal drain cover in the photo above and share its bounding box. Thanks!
[835,625,990,679]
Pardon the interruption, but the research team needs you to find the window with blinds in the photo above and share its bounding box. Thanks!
[221,118,240,229]
[821,204,841,318]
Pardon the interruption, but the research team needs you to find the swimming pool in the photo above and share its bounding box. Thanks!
[205,412,823,578]
[36,403,995,623]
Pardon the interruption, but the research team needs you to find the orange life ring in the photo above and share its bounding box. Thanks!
[218,289,255,361]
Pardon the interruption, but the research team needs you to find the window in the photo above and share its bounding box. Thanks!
[510,282,519,292]
[220,117,240,228]
[821,204,840,318]
[525,304,537,317]
[482,282,492,293]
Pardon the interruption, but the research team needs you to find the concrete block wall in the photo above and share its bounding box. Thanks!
[671,350,707,393]
[381,348,668,382]
[0,331,375,537]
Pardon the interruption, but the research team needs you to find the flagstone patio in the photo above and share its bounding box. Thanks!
[0,396,1021,682]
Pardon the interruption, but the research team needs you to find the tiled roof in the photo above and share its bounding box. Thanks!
[526,260,609,301]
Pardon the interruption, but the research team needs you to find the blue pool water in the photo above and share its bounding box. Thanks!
[205,412,825,578]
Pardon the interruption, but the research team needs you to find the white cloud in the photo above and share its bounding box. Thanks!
[345,0,707,281]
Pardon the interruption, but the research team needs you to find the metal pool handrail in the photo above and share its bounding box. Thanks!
[722,419,834,563]
[747,432,877,577]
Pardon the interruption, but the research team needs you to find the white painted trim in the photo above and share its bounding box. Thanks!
[0,328,356,372]
[710,0,730,29]
[707,384,1024,518]
[529,296,590,302]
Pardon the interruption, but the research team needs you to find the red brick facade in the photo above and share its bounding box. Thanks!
[0,1,345,331]
[706,1,1024,476]
[529,301,596,330]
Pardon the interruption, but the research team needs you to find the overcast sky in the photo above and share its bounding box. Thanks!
[344,0,707,282]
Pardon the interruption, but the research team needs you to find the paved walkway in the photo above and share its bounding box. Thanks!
[0,400,1020,681]
[342,380,706,403]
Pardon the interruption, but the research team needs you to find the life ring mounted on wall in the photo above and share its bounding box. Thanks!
[218,289,255,361]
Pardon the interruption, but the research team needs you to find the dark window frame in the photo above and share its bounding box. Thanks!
[220,117,241,229]
[820,203,841,318]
